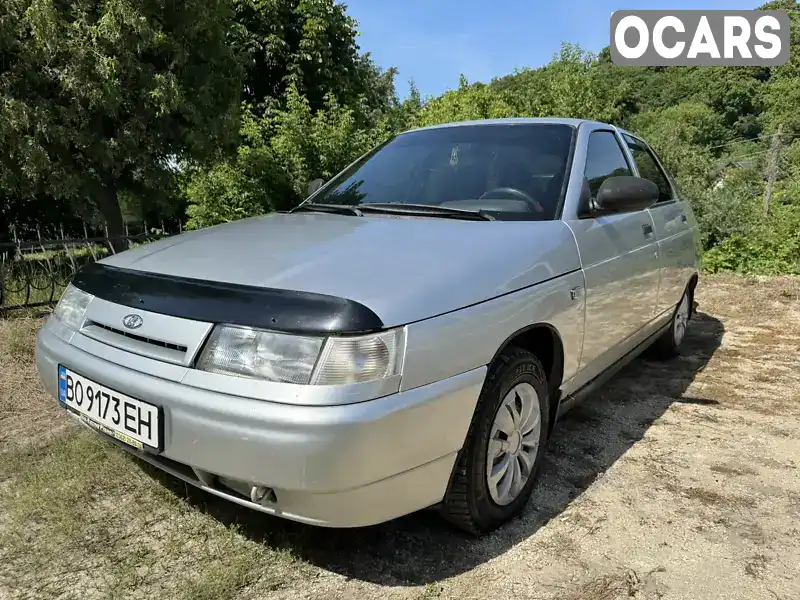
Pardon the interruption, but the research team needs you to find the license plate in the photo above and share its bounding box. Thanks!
[58,365,162,451]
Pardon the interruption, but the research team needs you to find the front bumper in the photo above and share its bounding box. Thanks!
[36,324,485,527]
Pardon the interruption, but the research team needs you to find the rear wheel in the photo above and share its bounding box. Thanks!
[440,347,549,535]
[649,287,692,359]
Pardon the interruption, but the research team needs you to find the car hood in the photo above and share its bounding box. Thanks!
[101,212,580,327]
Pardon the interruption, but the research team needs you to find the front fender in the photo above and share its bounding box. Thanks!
[400,270,585,392]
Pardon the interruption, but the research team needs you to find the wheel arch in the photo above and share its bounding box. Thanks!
[687,272,699,315]
[489,322,565,437]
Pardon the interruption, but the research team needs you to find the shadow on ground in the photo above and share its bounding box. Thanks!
[139,312,724,586]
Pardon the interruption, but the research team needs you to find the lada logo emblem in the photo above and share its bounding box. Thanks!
[122,314,143,330]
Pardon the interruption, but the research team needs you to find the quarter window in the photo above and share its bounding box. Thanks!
[583,131,632,198]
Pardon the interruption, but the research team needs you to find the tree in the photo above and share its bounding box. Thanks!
[415,76,516,127]
[185,84,392,229]
[760,4,800,140]
[516,44,629,124]
[233,0,394,114]
[179,0,407,230]
[758,0,800,80]
[0,0,243,246]
[775,140,800,205]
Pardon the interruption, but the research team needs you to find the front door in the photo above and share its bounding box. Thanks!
[566,129,661,383]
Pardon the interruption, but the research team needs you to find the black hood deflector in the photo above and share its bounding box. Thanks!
[72,263,384,335]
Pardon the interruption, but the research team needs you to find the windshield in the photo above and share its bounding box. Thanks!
[308,123,575,221]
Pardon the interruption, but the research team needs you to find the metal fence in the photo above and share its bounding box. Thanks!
[0,233,171,312]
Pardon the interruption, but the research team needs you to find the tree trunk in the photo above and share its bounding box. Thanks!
[95,183,127,254]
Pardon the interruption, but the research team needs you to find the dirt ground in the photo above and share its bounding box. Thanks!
[0,274,798,600]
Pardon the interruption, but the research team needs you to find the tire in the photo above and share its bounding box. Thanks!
[648,286,693,359]
[440,346,549,535]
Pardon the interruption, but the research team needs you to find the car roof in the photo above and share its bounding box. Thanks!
[402,117,615,135]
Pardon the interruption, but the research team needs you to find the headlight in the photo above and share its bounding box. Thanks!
[197,325,405,386]
[52,284,93,330]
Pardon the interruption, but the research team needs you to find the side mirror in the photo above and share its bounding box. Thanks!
[307,178,324,197]
[594,176,659,213]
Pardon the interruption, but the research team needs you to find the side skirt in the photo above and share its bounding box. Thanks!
[554,321,671,421]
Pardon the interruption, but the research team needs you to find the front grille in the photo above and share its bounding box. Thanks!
[88,322,188,353]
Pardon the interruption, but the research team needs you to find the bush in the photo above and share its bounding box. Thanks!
[691,170,764,248]
[702,204,800,275]
[184,86,391,230]
[184,161,273,230]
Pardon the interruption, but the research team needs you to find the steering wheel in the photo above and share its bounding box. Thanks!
[478,187,544,213]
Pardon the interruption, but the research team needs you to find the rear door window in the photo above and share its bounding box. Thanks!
[623,135,674,203]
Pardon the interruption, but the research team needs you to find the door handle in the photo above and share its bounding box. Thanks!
[681,213,688,223]
[642,224,654,238]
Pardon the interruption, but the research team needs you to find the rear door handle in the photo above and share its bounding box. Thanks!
[681,213,688,223]
[642,223,654,239]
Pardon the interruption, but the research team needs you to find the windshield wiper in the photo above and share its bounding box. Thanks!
[291,203,363,217]
[357,203,495,221]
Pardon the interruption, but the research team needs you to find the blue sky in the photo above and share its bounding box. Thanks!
[344,0,764,99]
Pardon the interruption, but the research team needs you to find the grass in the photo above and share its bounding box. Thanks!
[1,239,162,309]
[2,241,154,309]
[0,314,301,599]
[2,249,95,309]
[1,273,66,308]
[19,245,111,262]
[0,431,296,600]
[3,317,38,361]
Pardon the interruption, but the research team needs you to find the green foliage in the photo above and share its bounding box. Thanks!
[703,205,800,275]
[269,86,391,189]
[422,44,627,126]
[514,44,629,123]
[232,0,392,113]
[3,0,800,276]
[414,23,800,277]
[415,78,516,127]
[759,0,800,81]
[185,85,391,229]
[183,162,268,230]
[693,172,764,248]
[1,0,243,242]
[762,77,800,138]
[630,103,725,199]
[180,0,402,230]
[775,141,800,205]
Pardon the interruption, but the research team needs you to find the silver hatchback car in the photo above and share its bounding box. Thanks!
[36,118,700,534]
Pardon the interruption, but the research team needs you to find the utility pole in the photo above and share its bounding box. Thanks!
[763,123,783,217]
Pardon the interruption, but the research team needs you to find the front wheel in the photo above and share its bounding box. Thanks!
[440,347,549,535]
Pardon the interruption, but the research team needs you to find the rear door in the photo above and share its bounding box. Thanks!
[564,126,661,382]
[622,134,695,316]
